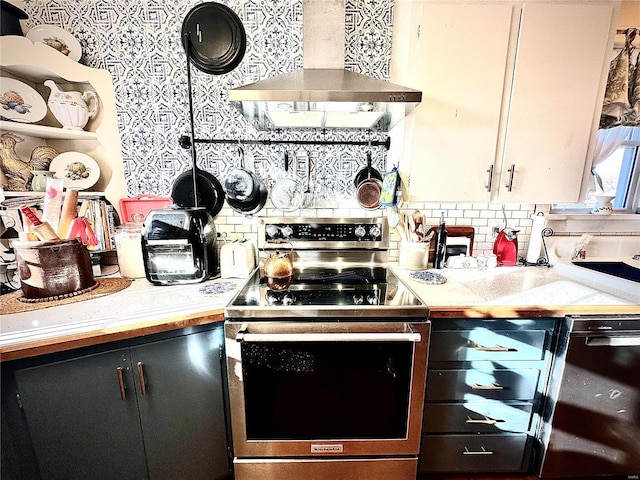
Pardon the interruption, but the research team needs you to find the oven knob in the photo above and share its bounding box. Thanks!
[354,225,367,238]
[281,225,294,238]
[369,225,381,239]
[265,225,280,239]
[353,294,364,305]
[366,293,379,305]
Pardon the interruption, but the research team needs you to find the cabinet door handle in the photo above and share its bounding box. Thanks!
[471,382,504,391]
[116,367,126,401]
[463,446,494,456]
[505,164,516,192]
[485,165,494,192]
[466,415,505,425]
[137,361,147,396]
[468,340,516,352]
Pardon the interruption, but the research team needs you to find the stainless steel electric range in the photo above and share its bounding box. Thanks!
[225,218,430,480]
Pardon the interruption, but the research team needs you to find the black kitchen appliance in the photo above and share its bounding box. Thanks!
[540,314,640,478]
[225,217,429,480]
[141,206,216,285]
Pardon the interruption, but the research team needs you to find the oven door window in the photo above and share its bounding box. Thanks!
[241,341,414,440]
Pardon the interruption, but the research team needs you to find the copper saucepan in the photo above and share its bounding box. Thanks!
[355,152,382,210]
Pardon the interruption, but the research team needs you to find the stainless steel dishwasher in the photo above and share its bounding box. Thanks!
[540,315,640,478]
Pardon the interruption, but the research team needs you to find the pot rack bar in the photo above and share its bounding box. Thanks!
[179,135,391,150]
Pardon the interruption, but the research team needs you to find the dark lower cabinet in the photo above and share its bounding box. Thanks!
[419,318,557,474]
[2,326,230,480]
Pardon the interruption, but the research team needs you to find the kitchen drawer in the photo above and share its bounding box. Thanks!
[423,401,533,433]
[426,368,540,401]
[430,329,547,362]
[419,433,528,472]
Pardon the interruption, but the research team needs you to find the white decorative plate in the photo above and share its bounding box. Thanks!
[49,152,100,190]
[0,77,47,123]
[26,25,82,62]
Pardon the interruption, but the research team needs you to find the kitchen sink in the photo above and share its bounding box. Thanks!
[572,261,640,283]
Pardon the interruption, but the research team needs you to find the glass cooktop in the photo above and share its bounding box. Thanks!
[225,267,427,319]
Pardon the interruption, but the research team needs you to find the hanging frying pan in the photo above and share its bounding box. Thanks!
[354,152,383,188]
[181,2,246,75]
[354,152,382,210]
[171,167,225,218]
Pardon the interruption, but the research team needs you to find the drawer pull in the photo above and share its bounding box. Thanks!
[468,340,516,352]
[471,382,504,391]
[466,414,505,425]
[463,446,494,456]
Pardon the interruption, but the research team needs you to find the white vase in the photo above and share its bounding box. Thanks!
[591,195,615,215]
[44,80,99,131]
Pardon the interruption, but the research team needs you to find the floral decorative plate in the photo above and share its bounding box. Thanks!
[409,270,447,285]
[49,152,100,190]
[0,77,47,123]
[26,25,82,61]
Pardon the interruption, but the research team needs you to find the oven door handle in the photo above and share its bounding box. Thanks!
[236,330,422,343]
[584,336,640,347]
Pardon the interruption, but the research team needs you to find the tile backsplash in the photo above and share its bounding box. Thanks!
[18,0,632,267]
[216,200,540,263]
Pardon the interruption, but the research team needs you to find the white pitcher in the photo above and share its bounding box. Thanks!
[44,80,99,130]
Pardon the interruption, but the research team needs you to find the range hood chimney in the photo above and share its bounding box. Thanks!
[228,0,421,131]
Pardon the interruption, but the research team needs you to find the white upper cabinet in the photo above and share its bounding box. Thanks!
[0,36,126,210]
[392,1,617,203]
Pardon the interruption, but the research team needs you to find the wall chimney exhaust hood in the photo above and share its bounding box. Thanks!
[228,0,421,132]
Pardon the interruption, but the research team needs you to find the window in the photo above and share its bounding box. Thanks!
[553,127,640,213]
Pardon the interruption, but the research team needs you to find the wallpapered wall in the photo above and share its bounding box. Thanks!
[20,0,541,260]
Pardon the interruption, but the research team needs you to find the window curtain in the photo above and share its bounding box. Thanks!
[592,28,638,192]
[599,28,639,129]
[590,125,632,191]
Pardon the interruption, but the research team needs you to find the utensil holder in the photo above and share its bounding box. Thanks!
[399,240,430,270]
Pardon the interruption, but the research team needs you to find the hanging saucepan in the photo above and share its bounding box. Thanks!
[181,2,246,75]
[225,147,268,215]
[355,152,383,210]
[171,167,225,217]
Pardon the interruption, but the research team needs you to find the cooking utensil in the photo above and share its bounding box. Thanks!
[354,152,383,188]
[303,151,314,207]
[355,152,382,210]
[181,2,246,75]
[171,167,225,218]
[225,147,268,215]
[271,151,304,211]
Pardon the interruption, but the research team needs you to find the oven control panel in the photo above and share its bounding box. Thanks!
[264,222,383,242]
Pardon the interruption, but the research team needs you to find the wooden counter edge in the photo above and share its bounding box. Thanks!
[428,304,640,318]
[0,309,225,362]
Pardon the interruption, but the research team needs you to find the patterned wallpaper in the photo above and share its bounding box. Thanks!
[20,0,391,203]
[18,0,542,260]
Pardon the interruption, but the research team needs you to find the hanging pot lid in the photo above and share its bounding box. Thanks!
[171,168,225,218]
[181,2,246,75]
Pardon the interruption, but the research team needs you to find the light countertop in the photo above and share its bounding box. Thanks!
[2,260,638,361]
[0,277,244,361]
[392,260,639,318]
